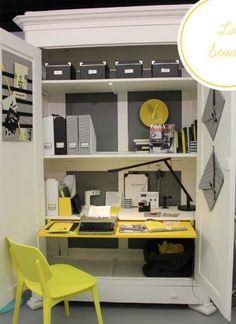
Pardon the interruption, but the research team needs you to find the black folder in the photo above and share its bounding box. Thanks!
[53,116,67,155]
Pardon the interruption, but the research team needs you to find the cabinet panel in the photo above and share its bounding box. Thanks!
[195,87,236,320]
[0,28,44,308]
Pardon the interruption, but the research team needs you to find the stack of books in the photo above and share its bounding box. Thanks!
[176,119,197,154]
[133,139,150,153]
[149,124,176,153]
[133,119,197,155]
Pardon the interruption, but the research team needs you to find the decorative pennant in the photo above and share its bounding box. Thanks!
[202,89,225,141]
[199,148,224,211]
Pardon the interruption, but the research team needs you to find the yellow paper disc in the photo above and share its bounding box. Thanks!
[139,99,169,127]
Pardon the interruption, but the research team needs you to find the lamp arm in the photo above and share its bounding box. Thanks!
[107,157,171,173]
[163,160,193,203]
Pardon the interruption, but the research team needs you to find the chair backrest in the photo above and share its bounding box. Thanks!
[7,237,52,283]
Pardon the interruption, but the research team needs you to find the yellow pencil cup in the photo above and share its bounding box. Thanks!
[59,197,72,216]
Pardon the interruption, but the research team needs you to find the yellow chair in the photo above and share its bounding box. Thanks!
[7,238,103,324]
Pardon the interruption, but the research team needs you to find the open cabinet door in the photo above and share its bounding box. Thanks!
[195,85,236,320]
[0,28,44,308]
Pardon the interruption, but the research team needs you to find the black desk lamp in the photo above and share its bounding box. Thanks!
[107,157,195,212]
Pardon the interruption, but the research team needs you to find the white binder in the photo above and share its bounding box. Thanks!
[66,115,79,155]
[78,115,96,154]
[43,116,55,155]
[45,179,59,216]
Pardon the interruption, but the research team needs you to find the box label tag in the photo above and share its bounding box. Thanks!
[81,142,89,148]
[56,142,65,148]
[88,69,98,74]
[48,204,56,210]
[161,68,170,73]
[125,69,134,74]
[44,142,52,149]
[69,142,77,148]
[54,70,63,75]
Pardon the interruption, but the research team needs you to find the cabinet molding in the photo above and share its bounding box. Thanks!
[14,5,192,48]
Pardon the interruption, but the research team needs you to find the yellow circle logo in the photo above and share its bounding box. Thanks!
[178,0,236,90]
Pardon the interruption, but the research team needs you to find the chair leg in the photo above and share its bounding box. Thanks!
[64,299,70,318]
[91,285,103,324]
[43,300,51,324]
[12,280,24,324]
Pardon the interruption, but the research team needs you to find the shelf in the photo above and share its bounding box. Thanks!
[117,207,195,221]
[65,257,145,278]
[49,255,196,282]
[45,215,80,220]
[44,152,197,160]
[42,77,197,95]
[45,206,195,221]
[43,152,197,171]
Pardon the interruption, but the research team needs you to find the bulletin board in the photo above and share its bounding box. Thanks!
[1,50,33,141]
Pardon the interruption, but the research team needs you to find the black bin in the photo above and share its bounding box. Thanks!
[143,238,194,277]
[115,61,143,78]
[151,60,181,78]
[45,62,76,80]
[79,61,110,79]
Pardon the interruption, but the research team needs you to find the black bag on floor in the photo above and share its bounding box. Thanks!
[142,239,194,277]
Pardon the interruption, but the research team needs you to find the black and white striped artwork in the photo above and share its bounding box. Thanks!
[2,50,33,141]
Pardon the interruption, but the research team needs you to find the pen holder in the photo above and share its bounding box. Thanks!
[59,197,72,216]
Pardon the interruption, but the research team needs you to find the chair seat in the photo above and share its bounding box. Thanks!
[25,264,97,299]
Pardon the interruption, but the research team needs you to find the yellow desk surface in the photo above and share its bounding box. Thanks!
[38,220,196,239]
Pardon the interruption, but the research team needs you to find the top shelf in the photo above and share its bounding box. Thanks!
[42,77,197,95]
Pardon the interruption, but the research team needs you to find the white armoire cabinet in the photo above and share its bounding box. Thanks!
[0,4,235,321]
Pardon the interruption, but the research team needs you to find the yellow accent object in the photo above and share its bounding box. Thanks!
[2,64,12,95]
[7,238,103,324]
[59,197,72,216]
[110,207,121,216]
[158,240,184,254]
[2,64,23,141]
[181,128,186,154]
[145,220,166,232]
[145,220,187,233]
[193,125,197,142]
[48,221,74,233]
[139,98,169,127]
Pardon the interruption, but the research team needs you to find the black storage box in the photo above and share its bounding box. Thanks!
[143,238,194,277]
[151,60,181,78]
[115,61,143,78]
[45,62,76,80]
[79,61,110,79]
